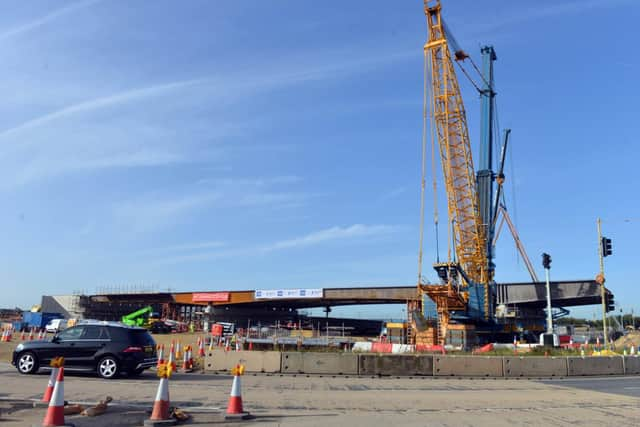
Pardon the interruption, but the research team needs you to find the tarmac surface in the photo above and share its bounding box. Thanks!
[0,362,639,426]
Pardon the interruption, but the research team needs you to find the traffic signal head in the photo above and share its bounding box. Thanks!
[601,237,612,257]
[542,253,552,269]
[605,293,615,312]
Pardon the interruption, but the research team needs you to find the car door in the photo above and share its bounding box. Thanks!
[75,326,110,368]
[47,326,85,368]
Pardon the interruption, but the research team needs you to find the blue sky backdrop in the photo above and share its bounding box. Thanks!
[0,0,638,319]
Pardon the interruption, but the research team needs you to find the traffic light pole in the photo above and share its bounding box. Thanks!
[597,218,608,349]
[544,267,553,334]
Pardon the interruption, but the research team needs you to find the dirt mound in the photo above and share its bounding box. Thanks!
[613,331,640,349]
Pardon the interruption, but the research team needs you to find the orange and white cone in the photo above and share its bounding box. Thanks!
[198,336,205,357]
[156,344,164,369]
[248,341,253,351]
[208,337,214,351]
[0,329,6,342]
[149,363,172,421]
[42,366,66,427]
[175,340,182,361]
[182,346,191,372]
[20,330,26,340]
[28,328,34,341]
[168,343,176,372]
[187,346,194,370]
[42,357,64,403]
[225,364,250,419]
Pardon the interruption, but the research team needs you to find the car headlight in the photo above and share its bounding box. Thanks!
[15,343,24,352]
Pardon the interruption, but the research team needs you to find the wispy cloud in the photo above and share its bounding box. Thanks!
[263,224,398,251]
[113,192,220,233]
[0,0,101,42]
[466,0,635,38]
[0,78,203,142]
[158,224,400,264]
[138,241,226,254]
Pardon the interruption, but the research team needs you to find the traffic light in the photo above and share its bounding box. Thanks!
[601,237,612,257]
[605,292,615,312]
[542,253,552,269]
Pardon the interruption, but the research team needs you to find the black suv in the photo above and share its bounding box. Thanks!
[12,321,157,379]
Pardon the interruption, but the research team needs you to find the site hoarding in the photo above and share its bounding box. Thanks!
[192,292,230,302]
[254,288,323,299]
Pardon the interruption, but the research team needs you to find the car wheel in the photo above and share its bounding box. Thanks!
[17,351,39,374]
[97,356,120,379]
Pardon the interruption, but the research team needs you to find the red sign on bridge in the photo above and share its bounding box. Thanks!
[192,292,230,302]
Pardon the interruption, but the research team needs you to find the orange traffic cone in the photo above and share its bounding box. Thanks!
[182,345,191,372]
[156,344,164,369]
[149,363,172,422]
[176,340,182,361]
[42,366,68,427]
[28,328,34,341]
[198,336,205,357]
[20,330,26,341]
[167,343,176,372]
[248,341,253,351]
[187,346,194,370]
[42,357,64,403]
[208,337,214,351]
[225,364,250,420]
[0,329,6,342]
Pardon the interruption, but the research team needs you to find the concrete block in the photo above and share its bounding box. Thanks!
[434,356,503,377]
[204,349,281,373]
[503,356,567,377]
[281,352,358,374]
[358,354,433,376]
[281,352,304,373]
[301,353,359,375]
[567,356,624,376]
[623,356,640,374]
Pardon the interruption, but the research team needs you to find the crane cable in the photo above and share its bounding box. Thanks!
[417,46,429,286]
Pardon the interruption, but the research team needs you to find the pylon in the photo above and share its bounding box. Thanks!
[167,343,176,372]
[0,329,6,342]
[182,346,191,372]
[198,336,205,357]
[156,344,164,369]
[631,345,636,355]
[187,346,194,370]
[208,337,214,351]
[20,330,26,340]
[176,340,182,361]
[225,364,250,420]
[6,327,12,342]
[248,341,253,351]
[28,328,34,340]
[43,357,64,403]
[42,366,69,427]
[148,363,172,422]
[225,339,230,352]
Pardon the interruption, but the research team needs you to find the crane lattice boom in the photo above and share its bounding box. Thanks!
[424,1,487,286]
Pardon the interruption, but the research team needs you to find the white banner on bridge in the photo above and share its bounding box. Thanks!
[254,288,323,299]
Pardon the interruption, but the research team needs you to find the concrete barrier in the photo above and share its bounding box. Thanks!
[434,355,503,377]
[503,356,567,377]
[358,354,433,376]
[281,352,358,374]
[281,352,304,373]
[204,349,281,373]
[623,356,640,374]
[567,356,624,376]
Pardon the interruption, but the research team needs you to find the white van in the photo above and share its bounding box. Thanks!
[45,318,66,333]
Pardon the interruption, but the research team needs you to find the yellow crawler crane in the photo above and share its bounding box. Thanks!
[416,1,489,345]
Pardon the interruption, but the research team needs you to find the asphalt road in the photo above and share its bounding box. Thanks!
[1,362,639,426]
[540,376,640,398]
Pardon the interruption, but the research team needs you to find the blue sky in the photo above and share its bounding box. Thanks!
[0,0,638,320]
